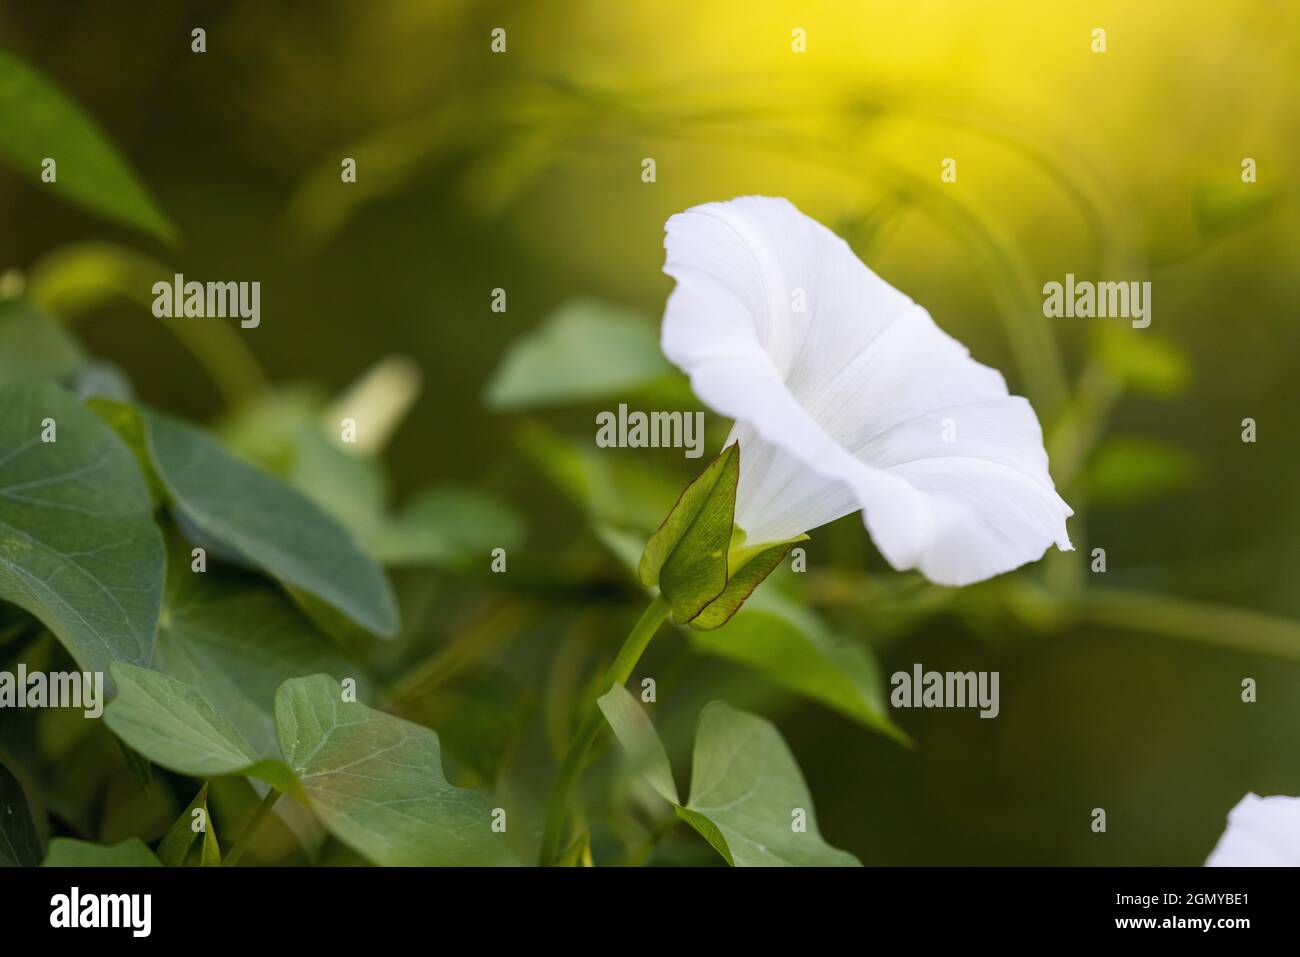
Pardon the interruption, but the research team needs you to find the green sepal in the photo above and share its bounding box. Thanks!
[688,533,809,631]
[637,443,739,622]
[638,443,804,627]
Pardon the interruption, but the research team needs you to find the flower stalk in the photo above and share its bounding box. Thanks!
[539,594,670,866]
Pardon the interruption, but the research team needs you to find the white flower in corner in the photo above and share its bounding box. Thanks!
[1206,793,1300,866]
[661,196,1072,586]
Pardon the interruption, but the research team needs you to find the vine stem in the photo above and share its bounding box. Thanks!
[539,595,670,866]
[223,787,281,867]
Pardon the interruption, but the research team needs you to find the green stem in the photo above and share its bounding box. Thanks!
[223,788,281,867]
[539,594,670,866]
[27,242,269,411]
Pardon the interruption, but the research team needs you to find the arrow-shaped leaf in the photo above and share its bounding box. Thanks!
[276,674,516,866]
[103,662,295,792]
[104,664,514,866]
[598,685,860,866]
[151,531,369,760]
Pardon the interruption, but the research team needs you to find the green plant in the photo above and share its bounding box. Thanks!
[3,35,1297,873]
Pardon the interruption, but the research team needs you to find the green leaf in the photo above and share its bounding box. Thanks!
[107,666,514,865]
[152,535,367,759]
[599,688,860,866]
[217,393,391,544]
[275,674,516,866]
[673,806,735,862]
[156,782,211,867]
[689,535,806,630]
[689,702,860,866]
[103,662,294,791]
[0,381,164,672]
[83,398,166,505]
[0,51,176,243]
[43,837,161,867]
[201,812,221,866]
[110,406,399,639]
[485,299,676,409]
[118,740,154,789]
[0,762,42,867]
[638,443,738,622]
[0,300,84,386]
[222,393,524,572]
[596,684,679,805]
[690,589,908,743]
[370,486,525,568]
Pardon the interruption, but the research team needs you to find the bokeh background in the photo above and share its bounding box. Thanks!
[2,0,1298,864]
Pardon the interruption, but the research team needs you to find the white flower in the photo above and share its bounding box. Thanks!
[1206,793,1300,866]
[661,196,1072,586]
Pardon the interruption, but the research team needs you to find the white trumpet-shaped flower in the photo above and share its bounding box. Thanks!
[1206,793,1300,866]
[661,196,1072,586]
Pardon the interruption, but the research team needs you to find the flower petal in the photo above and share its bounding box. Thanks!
[1206,793,1300,866]
[662,196,1071,586]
